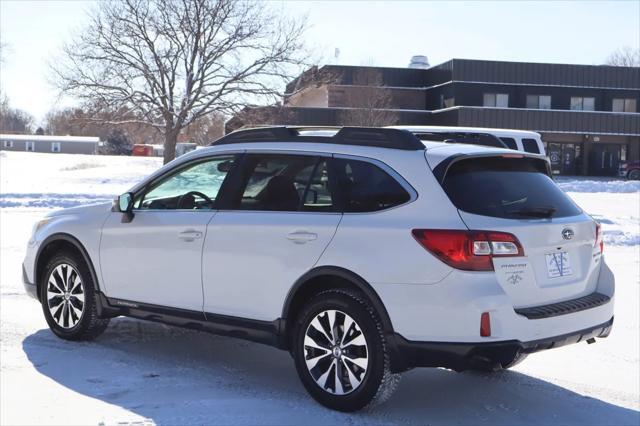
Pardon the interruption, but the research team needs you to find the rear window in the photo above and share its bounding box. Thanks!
[522,138,540,153]
[499,137,518,150]
[442,157,581,219]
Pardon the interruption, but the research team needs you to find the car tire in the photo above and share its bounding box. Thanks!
[40,251,110,341]
[628,170,640,180]
[292,289,400,412]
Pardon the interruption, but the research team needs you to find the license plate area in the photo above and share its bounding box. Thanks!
[546,252,573,278]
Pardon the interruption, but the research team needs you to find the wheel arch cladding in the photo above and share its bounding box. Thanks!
[36,233,102,300]
[282,266,395,345]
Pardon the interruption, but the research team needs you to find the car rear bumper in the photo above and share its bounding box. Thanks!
[391,316,613,372]
[373,256,615,343]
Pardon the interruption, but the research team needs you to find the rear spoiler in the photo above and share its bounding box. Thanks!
[431,153,553,184]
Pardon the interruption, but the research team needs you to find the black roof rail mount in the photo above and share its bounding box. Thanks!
[211,126,425,151]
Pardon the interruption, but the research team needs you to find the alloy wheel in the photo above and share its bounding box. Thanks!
[303,309,369,395]
[46,264,85,328]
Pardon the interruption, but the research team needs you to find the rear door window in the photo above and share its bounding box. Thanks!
[331,158,411,212]
[441,157,581,219]
[522,138,540,153]
[233,154,322,211]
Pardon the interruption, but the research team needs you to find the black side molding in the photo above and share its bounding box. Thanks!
[514,292,611,320]
[103,297,285,349]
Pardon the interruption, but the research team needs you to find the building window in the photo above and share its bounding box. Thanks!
[483,93,509,108]
[570,97,595,111]
[443,97,455,108]
[612,98,637,113]
[3,140,14,148]
[25,141,35,152]
[51,142,61,153]
[526,95,551,109]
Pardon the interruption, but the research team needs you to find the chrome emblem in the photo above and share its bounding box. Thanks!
[562,228,574,240]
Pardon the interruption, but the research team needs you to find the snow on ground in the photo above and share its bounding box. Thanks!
[1,151,639,425]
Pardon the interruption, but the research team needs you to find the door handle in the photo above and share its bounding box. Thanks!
[178,230,203,242]
[287,230,318,244]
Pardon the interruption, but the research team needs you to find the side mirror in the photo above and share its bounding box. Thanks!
[116,192,135,223]
[117,192,134,212]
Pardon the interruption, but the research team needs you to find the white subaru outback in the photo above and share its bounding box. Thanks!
[22,127,614,412]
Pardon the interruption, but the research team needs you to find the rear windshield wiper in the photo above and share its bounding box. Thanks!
[507,206,556,218]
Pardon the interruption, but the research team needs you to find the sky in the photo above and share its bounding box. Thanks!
[1,0,639,125]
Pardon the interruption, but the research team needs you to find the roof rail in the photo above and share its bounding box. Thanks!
[210,126,425,151]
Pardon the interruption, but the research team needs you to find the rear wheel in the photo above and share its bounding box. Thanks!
[292,289,400,412]
[40,252,109,340]
[628,169,640,180]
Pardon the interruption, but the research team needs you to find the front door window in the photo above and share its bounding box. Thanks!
[137,156,236,210]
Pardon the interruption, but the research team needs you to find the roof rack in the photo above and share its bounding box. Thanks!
[411,131,509,149]
[210,126,426,151]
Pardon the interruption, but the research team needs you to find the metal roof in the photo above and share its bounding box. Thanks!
[0,134,100,143]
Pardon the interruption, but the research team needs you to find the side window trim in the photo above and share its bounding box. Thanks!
[330,153,417,214]
[133,153,241,212]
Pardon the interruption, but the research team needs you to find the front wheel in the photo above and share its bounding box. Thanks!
[292,289,400,412]
[40,251,110,340]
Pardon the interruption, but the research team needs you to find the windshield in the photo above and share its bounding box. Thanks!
[441,157,582,219]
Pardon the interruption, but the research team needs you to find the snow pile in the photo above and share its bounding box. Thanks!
[0,151,161,209]
[556,177,640,194]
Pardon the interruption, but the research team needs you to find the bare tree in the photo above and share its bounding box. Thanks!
[0,97,35,134]
[339,69,398,127]
[181,112,225,145]
[225,103,295,132]
[44,105,163,144]
[606,46,640,67]
[52,0,307,163]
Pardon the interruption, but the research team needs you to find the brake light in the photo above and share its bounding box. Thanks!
[412,229,524,271]
[595,222,604,253]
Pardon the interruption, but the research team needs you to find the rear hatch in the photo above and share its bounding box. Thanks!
[431,153,602,308]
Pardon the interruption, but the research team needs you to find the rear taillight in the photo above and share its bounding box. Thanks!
[595,222,604,253]
[480,312,491,337]
[412,229,524,271]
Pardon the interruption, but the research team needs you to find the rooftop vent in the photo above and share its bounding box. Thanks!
[408,55,430,69]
